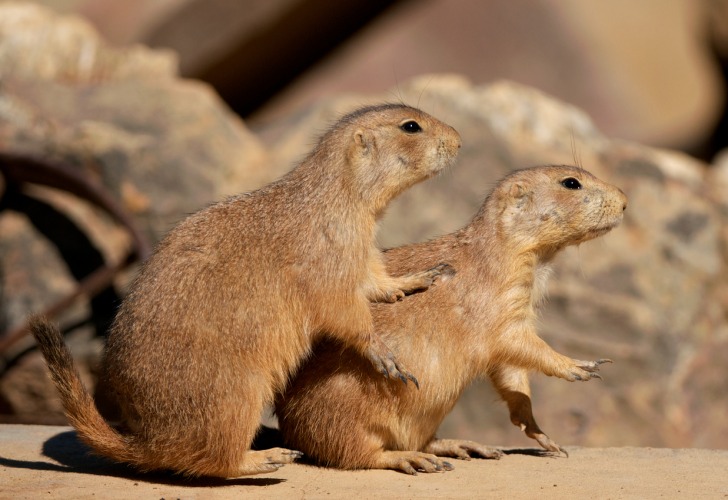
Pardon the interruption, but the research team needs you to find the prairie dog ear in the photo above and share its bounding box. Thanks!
[509,182,526,199]
[508,182,532,209]
[353,128,374,156]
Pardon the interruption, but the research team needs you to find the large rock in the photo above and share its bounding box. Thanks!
[0,2,270,325]
[251,0,723,153]
[28,0,725,151]
[0,3,270,240]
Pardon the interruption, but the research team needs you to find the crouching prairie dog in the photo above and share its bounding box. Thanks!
[29,104,462,478]
[276,165,627,474]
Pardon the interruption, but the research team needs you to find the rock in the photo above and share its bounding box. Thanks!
[0,2,176,82]
[251,0,723,154]
[29,1,725,152]
[0,2,270,323]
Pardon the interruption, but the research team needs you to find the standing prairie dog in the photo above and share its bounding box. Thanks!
[276,165,627,474]
[30,104,461,478]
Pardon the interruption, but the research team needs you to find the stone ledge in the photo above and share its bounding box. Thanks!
[1,424,726,498]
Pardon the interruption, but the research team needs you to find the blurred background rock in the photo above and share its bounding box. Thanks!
[23,0,728,155]
[1,0,727,450]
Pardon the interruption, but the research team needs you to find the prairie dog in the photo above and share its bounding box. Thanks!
[30,104,461,478]
[276,165,627,474]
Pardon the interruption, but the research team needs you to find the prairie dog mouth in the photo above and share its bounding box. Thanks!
[584,218,622,240]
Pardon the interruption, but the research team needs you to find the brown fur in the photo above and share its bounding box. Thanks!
[29,104,461,478]
[276,165,628,474]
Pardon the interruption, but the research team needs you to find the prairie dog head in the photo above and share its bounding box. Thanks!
[337,104,461,212]
[489,165,627,254]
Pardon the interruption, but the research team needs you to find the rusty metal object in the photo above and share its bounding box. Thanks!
[0,152,152,354]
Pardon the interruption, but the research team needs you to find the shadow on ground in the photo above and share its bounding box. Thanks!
[0,429,285,487]
[0,425,557,484]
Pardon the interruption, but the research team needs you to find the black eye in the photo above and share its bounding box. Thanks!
[400,120,422,133]
[561,177,582,190]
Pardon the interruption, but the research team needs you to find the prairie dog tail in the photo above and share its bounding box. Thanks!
[29,316,135,464]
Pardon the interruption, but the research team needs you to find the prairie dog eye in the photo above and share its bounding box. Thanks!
[561,177,582,190]
[400,120,422,133]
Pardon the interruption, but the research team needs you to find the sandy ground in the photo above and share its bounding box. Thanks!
[1,424,727,499]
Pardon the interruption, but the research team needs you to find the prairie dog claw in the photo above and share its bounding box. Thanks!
[567,358,613,382]
[365,347,419,388]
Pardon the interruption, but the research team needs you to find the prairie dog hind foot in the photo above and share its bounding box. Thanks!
[423,439,503,460]
[234,448,303,476]
[374,451,454,475]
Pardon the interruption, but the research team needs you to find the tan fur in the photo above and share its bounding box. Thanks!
[29,104,461,478]
[276,165,628,474]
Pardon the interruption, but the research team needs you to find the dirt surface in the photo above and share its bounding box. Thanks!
[1,425,726,499]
